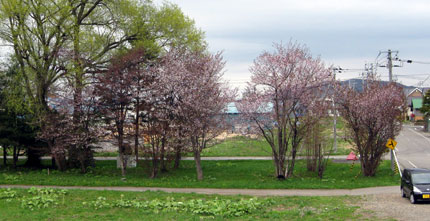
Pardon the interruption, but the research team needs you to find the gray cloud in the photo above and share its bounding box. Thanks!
[156,0,430,87]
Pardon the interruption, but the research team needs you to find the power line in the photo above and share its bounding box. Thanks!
[396,58,430,65]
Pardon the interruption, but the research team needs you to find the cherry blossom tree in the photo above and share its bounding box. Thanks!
[335,79,405,176]
[155,48,232,180]
[95,48,148,177]
[138,49,185,178]
[142,108,168,178]
[38,84,101,172]
[182,51,233,180]
[237,42,332,179]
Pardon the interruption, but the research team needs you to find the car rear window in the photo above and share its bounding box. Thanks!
[412,173,430,184]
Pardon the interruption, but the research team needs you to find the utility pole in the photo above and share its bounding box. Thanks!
[377,49,400,171]
[332,68,338,153]
[388,49,393,82]
[332,67,369,154]
[387,49,395,171]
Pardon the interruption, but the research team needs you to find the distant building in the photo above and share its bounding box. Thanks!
[226,102,240,132]
[405,88,428,121]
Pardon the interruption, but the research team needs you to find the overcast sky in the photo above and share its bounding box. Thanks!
[156,0,430,89]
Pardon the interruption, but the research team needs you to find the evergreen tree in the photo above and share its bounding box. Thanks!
[420,90,430,117]
[0,62,42,168]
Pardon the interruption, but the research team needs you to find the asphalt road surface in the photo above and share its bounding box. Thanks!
[396,124,430,170]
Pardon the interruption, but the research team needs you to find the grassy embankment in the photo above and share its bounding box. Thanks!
[0,159,399,189]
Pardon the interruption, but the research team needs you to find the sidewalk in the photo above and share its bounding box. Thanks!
[5,155,390,161]
[0,184,399,196]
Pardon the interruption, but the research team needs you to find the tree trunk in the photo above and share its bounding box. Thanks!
[3,146,6,166]
[286,147,298,178]
[160,135,167,172]
[174,129,183,169]
[54,153,67,171]
[77,148,94,173]
[25,147,42,168]
[119,152,126,177]
[135,98,140,163]
[194,149,203,181]
[51,156,56,169]
[79,158,87,174]
[271,147,285,179]
[67,146,80,169]
[362,159,378,176]
[174,146,182,169]
[150,154,159,178]
[118,128,126,177]
[13,146,17,168]
[274,158,284,179]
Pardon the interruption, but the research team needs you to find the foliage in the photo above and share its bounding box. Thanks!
[0,61,42,167]
[0,189,364,220]
[420,89,430,117]
[0,0,207,171]
[2,173,22,182]
[95,47,151,177]
[0,109,39,165]
[20,188,67,210]
[335,79,405,176]
[237,41,333,179]
[0,188,18,201]
[155,48,233,180]
[83,195,271,217]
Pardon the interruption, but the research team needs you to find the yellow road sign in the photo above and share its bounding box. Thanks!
[386,138,397,150]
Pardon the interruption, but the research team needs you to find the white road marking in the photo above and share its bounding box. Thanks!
[408,160,418,168]
[408,128,430,143]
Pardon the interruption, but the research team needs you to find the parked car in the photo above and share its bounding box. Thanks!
[401,168,430,204]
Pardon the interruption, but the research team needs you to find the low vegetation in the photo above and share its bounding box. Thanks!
[0,160,399,189]
[0,188,364,220]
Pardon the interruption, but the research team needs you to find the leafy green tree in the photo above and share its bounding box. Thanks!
[0,61,43,168]
[61,1,206,169]
[0,0,71,114]
[420,89,430,117]
[0,0,205,114]
[0,0,207,170]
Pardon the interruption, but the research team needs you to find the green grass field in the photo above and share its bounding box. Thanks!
[92,135,353,158]
[200,135,352,157]
[92,117,353,157]
[2,117,353,158]
[0,188,366,220]
[0,160,399,189]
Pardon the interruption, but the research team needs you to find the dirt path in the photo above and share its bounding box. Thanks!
[0,184,399,196]
[5,155,392,161]
[358,193,430,221]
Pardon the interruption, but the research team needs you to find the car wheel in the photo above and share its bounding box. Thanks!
[401,187,406,198]
[410,194,416,204]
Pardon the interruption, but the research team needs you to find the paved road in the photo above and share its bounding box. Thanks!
[396,125,430,170]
